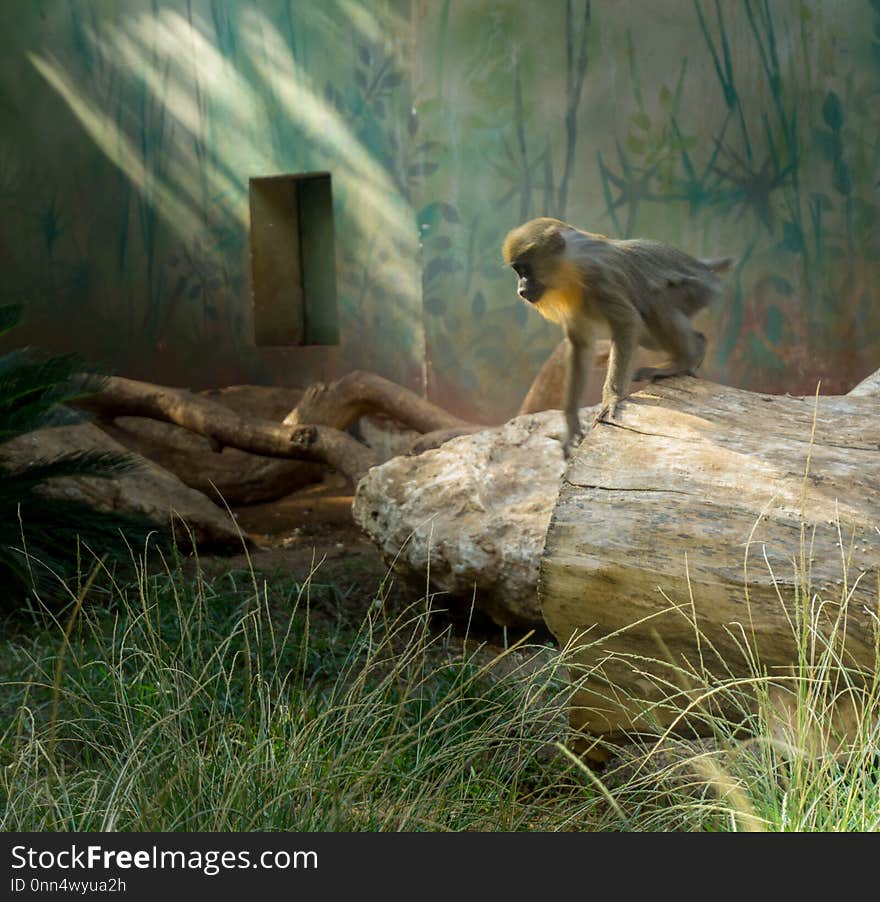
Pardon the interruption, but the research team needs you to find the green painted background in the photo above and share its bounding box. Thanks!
[1,1,878,422]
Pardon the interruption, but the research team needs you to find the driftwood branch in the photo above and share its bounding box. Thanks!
[79,376,378,483]
[284,370,477,433]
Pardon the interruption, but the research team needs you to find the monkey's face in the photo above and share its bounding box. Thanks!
[510,259,547,304]
[503,219,569,308]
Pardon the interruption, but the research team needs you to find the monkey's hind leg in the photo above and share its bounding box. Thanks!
[635,326,706,383]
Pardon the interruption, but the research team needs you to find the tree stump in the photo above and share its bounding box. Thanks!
[539,377,880,756]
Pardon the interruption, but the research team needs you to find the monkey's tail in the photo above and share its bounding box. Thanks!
[701,256,736,274]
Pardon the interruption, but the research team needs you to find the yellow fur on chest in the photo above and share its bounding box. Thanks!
[533,259,585,325]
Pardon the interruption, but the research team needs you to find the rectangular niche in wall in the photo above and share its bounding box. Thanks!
[249,172,339,347]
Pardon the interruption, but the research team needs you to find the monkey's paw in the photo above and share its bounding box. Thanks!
[594,398,622,425]
[562,423,585,459]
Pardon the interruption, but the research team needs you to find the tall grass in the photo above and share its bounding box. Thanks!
[562,511,880,833]
[1,529,878,832]
[0,544,596,831]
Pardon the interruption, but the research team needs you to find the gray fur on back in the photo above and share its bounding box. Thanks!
[564,230,722,321]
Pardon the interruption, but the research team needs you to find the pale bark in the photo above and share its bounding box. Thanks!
[79,376,378,484]
[540,377,880,758]
[284,370,476,433]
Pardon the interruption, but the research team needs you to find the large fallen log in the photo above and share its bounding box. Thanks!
[539,377,880,758]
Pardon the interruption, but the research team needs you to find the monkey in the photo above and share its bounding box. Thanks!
[502,217,734,456]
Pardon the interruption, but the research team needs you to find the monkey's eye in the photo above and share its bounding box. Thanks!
[512,262,532,279]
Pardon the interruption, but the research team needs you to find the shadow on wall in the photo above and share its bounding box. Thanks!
[21,2,424,390]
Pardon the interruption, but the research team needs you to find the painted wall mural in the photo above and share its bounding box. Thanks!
[1,1,878,423]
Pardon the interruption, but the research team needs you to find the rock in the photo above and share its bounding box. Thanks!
[0,422,245,549]
[99,385,324,505]
[352,407,590,627]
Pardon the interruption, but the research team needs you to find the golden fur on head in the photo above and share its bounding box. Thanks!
[501,217,568,265]
[502,218,586,324]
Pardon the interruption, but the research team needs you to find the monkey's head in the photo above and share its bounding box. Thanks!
[502,218,568,304]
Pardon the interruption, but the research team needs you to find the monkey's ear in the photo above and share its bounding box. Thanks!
[542,226,566,255]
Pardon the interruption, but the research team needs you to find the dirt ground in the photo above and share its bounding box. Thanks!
[217,470,528,646]
[213,470,392,604]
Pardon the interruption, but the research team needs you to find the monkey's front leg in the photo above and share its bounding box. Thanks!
[562,332,592,457]
[597,318,639,424]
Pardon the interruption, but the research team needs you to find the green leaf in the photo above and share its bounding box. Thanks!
[418,203,442,229]
[659,85,672,110]
[821,91,844,131]
[0,304,23,337]
[1,452,139,493]
[631,110,650,131]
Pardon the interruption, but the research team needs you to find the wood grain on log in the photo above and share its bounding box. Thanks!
[539,377,880,753]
